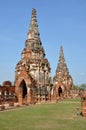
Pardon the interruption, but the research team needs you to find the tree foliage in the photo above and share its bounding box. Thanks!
[74,84,86,90]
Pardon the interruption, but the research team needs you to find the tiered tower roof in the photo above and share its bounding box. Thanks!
[53,46,73,91]
[25,8,45,55]
[15,8,51,86]
[56,46,69,75]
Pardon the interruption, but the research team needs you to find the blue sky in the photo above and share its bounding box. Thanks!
[0,0,86,85]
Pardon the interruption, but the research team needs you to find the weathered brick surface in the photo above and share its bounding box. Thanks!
[81,91,86,116]
[53,46,73,99]
[15,8,52,105]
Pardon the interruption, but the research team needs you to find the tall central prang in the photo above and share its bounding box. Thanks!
[15,8,52,105]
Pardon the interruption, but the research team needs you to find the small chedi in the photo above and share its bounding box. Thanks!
[53,46,73,100]
[15,8,52,105]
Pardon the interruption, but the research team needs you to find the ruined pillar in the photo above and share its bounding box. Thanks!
[81,91,86,116]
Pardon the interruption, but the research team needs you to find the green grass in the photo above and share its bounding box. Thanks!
[0,98,86,130]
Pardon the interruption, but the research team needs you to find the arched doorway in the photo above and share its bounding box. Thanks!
[19,80,27,104]
[58,86,62,97]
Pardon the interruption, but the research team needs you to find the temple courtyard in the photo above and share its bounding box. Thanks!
[0,98,86,130]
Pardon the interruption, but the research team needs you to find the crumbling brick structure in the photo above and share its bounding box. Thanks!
[15,8,52,105]
[81,91,86,116]
[0,81,16,104]
[0,9,74,107]
[53,46,73,100]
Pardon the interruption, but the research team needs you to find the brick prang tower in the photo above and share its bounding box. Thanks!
[15,8,52,105]
[53,46,73,99]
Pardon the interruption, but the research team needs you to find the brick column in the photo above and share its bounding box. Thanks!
[81,91,86,116]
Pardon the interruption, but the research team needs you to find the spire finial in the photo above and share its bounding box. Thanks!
[59,46,65,63]
[56,46,69,74]
[27,8,40,40]
[32,8,36,17]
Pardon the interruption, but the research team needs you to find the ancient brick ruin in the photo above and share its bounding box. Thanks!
[0,8,75,108]
[53,46,73,100]
[14,8,52,105]
[0,81,17,109]
[81,91,86,116]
